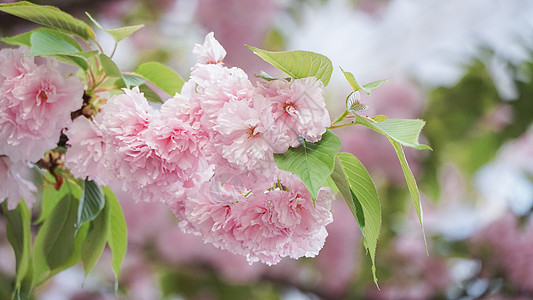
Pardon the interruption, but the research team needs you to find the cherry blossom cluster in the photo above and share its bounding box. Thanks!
[66,33,334,264]
[0,47,84,209]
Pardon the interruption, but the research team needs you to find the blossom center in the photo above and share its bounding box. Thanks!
[284,103,297,116]
[247,126,259,138]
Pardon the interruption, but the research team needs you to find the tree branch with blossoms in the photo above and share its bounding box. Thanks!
[0,1,430,298]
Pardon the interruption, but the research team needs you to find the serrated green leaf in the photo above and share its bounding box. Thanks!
[340,67,387,95]
[76,180,105,233]
[30,31,79,56]
[1,31,33,47]
[85,12,144,42]
[99,54,123,78]
[138,84,163,103]
[336,152,381,286]
[354,115,431,150]
[123,74,145,87]
[0,1,94,40]
[1,201,31,292]
[34,194,78,272]
[362,79,388,92]
[353,114,427,251]
[28,31,96,70]
[103,187,127,286]
[33,195,89,286]
[38,176,82,224]
[135,62,184,96]
[274,130,341,200]
[247,46,333,86]
[81,201,108,276]
[389,138,427,252]
[340,67,365,92]
[330,159,365,230]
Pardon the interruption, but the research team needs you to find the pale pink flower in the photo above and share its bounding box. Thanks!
[0,47,36,86]
[257,77,330,150]
[65,116,109,185]
[97,87,212,203]
[190,64,255,119]
[97,87,157,189]
[214,99,276,173]
[192,32,227,65]
[0,156,37,210]
[0,58,83,162]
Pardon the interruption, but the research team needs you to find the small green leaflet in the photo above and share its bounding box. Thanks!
[103,187,127,290]
[246,46,333,86]
[353,115,432,150]
[99,54,123,78]
[86,12,144,42]
[1,201,31,294]
[122,74,145,87]
[0,1,95,40]
[135,62,184,96]
[335,152,381,286]
[76,180,105,234]
[274,130,341,200]
[340,67,388,95]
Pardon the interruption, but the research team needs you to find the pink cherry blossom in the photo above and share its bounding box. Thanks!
[0,51,83,162]
[214,99,276,173]
[0,46,36,86]
[65,116,110,185]
[192,32,227,65]
[256,77,331,151]
[0,63,83,161]
[0,156,37,210]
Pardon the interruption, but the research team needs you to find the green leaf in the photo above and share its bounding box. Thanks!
[246,46,333,86]
[1,201,31,292]
[30,31,79,56]
[0,1,95,40]
[37,177,82,224]
[330,159,365,230]
[81,201,109,276]
[1,31,32,47]
[354,115,427,250]
[103,187,127,286]
[135,62,184,96]
[28,31,96,70]
[42,194,78,269]
[274,130,341,200]
[362,79,388,92]
[33,200,90,287]
[340,67,387,95]
[336,152,381,286]
[76,180,105,233]
[99,54,123,78]
[354,115,432,150]
[138,84,163,103]
[122,74,145,87]
[389,138,427,252]
[86,12,144,42]
[32,193,78,286]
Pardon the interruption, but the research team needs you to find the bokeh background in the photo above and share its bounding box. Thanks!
[1,0,533,299]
